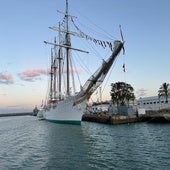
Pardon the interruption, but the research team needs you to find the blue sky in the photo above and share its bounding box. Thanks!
[0,0,170,113]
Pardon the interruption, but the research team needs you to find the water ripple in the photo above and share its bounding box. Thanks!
[0,116,169,170]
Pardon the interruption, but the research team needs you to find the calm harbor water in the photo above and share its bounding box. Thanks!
[0,116,169,170]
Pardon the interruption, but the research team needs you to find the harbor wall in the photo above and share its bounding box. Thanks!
[82,114,148,125]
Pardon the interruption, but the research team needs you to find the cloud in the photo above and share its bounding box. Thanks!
[18,68,48,82]
[136,88,148,98]
[0,73,14,84]
[63,67,83,73]
[70,68,83,73]
[18,67,83,82]
[0,93,7,96]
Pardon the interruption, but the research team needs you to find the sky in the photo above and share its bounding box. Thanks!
[0,0,170,113]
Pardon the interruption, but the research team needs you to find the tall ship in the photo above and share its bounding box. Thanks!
[42,0,124,124]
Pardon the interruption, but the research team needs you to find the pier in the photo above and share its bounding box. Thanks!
[82,114,149,125]
[82,108,170,124]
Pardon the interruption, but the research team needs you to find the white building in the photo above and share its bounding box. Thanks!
[137,95,170,111]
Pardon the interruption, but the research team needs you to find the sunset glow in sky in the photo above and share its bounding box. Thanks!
[0,0,170,113]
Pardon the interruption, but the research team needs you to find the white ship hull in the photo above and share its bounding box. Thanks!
[42,0,123,125]
[44,96,87,125]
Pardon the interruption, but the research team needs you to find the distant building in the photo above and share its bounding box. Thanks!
[137,95,170,111]
[87,95,170,115]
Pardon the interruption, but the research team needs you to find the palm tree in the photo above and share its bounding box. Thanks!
[158,82,170,103]
[110,82,135,106]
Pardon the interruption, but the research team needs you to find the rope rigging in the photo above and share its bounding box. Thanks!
[57,13,118,52]
[48,9,125,102]
[71,17,114,51]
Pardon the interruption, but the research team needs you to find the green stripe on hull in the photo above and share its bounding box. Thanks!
[46,119,81,125]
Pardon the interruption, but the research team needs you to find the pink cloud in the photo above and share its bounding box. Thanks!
[18,67,83,82]
[62,67,83,73]
[0,73,14,84]
[18,68,48,82]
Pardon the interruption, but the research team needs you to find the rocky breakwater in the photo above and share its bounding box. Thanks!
[146,108,170,123]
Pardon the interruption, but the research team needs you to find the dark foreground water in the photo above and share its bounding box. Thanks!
[0,116,169,170]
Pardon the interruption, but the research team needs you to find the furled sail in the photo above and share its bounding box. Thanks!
[73,40,123,105]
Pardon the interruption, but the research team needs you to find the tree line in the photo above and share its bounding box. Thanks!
[158,82,170,103]
[110,82,170,106]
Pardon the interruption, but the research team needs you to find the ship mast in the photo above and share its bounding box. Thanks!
[58,23,62,100]
[65,0,71,95]
[53,37,57,100]
[44,0,89,99]
[50,48,53,102]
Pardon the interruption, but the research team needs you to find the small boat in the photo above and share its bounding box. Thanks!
[42,0,124,125]
[36,101,45,120]
[33,106,39,116]
[37,108,45,120]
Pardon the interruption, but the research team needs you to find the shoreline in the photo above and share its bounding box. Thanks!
[1,110,169,124]
[0,112,33,117]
